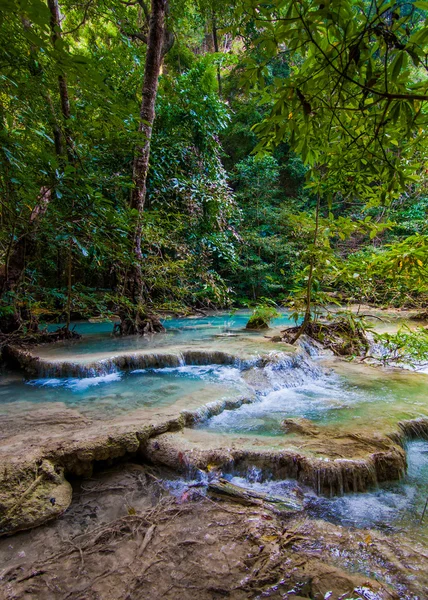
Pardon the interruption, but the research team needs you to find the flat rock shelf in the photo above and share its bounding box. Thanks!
[1,311,428,599]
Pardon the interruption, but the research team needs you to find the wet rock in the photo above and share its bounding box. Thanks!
[282,418,320,436]
[143,430,407,497]
[0,459,72,536]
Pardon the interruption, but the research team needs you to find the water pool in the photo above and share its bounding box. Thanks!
[39,310,297,360]
[0,364,249,420]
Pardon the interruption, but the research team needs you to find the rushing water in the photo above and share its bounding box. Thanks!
[161,441,428,545]
[1,310,428,543]
[195,356,428,437]
[310,440,428,544]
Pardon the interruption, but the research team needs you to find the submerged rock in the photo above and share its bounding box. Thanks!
[282,417,320,436]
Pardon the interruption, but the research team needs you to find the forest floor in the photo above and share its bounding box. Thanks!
[0,462,427,600]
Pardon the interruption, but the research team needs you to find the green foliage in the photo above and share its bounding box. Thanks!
[373,326,428,366]
[284,207,391,317]
[1,0,427,332]
[331,233,428,306]
[246,300,280,329]
[237,0,428,205]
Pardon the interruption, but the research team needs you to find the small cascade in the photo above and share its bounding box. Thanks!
[144,433,407,497]
[7,345,249,379]
[183,394,257,425]
[259,350,327,390]
[397,417,428,442]
[296,334,332,358]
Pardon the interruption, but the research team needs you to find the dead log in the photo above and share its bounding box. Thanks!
[207,478,303,514]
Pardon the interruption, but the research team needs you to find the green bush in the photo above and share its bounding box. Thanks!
[246,303,280,329]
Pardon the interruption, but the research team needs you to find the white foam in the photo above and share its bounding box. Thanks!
[28,372,123,392]
[132,365,243,383]
[28,378,63,388]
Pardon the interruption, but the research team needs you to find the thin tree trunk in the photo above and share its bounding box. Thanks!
[290,193,321,344]
[118,0,168,335]
[47,0,74,162]
[48,0,77,331]
[212,12,222,96]
[65,236,73,330]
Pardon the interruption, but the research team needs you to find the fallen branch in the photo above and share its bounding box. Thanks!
[138,524,156,557]
[207,478,303,514]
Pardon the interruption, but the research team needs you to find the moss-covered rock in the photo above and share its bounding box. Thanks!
[0,459,72,536]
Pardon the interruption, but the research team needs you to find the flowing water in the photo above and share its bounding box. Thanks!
[0,365,249,419]
[199,358,428,436]
[1,309,428,543]
[311,439,428,544]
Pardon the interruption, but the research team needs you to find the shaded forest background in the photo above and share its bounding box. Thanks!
[0,0,427,331]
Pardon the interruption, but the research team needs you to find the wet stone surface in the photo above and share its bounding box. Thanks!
[0,311,428,597]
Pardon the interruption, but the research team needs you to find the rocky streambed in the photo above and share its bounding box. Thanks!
[1,311,428,599]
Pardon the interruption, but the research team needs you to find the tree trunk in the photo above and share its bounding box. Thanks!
[289,192,321,344]
[212,12,222,96]
[119,0,169,335]
[0,187,52,333]
[47,0,74,162]
[131,0,167,257]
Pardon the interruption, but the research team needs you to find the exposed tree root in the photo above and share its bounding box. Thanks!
[115,307,165,336]
[282,319,369,356]
[1,489,406,600]
[0,324,81,357]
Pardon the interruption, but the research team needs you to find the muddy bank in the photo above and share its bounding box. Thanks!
[1,462,426,600]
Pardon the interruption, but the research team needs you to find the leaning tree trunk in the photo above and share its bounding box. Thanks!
[0,2,75,335]
[118,0,169,336]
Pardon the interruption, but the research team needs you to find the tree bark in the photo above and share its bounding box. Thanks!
[119,0,169,334]
[47,0,74,162]
[131,0,167,254]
